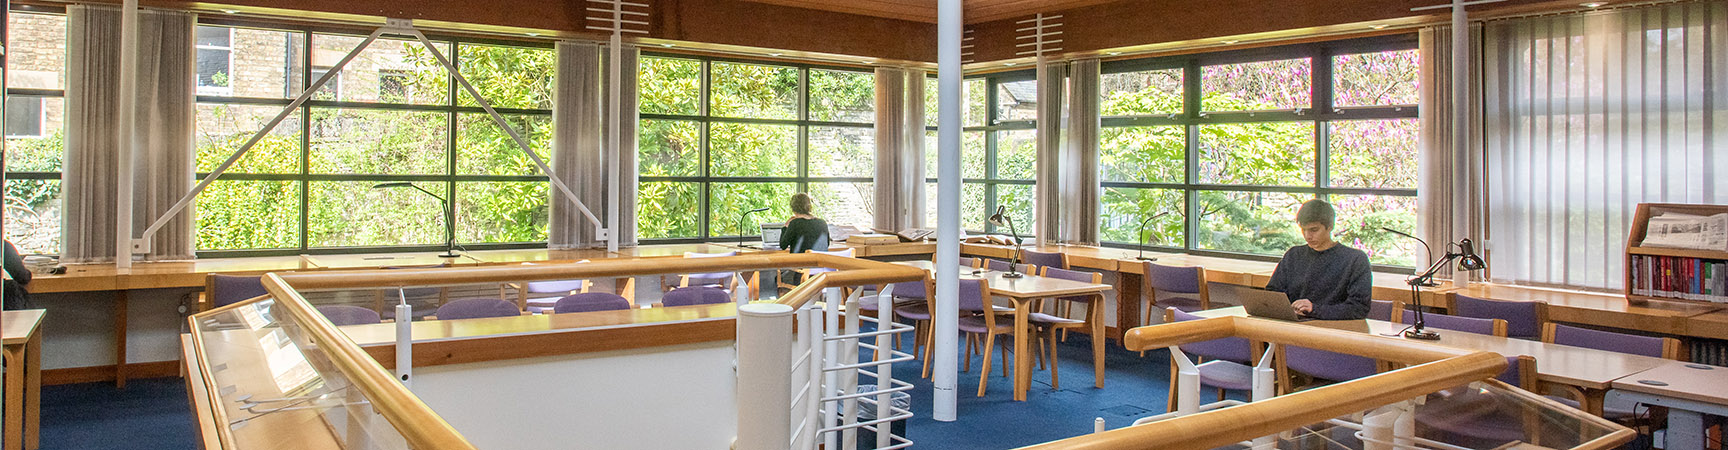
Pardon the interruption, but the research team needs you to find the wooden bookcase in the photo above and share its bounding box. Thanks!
[1624,203,1728,304]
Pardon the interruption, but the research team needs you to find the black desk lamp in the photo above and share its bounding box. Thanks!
[988,205,1025,278]
[739,207,769,248]
[372,182,458,258]
[1137,212,1169,261]
[1381,227,1437,287]
[1398,237,1486,340]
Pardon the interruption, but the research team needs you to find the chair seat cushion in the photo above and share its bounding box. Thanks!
[1196,360,1255,391]
[1026,312,1084,326]
[893,305,932,321]
[1158,296,1205,311]
[958,315,1014,334]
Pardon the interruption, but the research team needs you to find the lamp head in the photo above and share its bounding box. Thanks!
[372,182,414,189]
[1456,238,1486,271]
[746,207,770,214]
[988,205,1007,227]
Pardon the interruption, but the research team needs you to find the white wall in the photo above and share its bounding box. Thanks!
[410,341,738,450]
[34,288,195,370]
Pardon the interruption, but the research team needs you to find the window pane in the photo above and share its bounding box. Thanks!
[457,44,554,110]
[637,181,700,239]
[309,108,448,175]
[1333,49,1420,107]
[3,179,61,254]
[7,13,66,90]
[925,130,986,180]
[808,126,873,178]
[925,182,987,231]
[197,180,301,250]
[197,103,302,174]
[1201,58,1311,111]
[995,184,1035,236]
[1197,191,1304,256]
[995,79,1038,122]
[1100,187,1184,246]
[196,26,231,47]
[308,181,446,247]
[219,27,307,99]
[1101,125,1184,183]
[457,181,548,243]
[808,69,873,123]
[195,26,233,95]
[457,113,550,175]
[709,122,796,177]
[710,62,798,120]
[710,182,796,237]
[966,79,987,127]
[639,119,700,177]
[1197,122,1315,186]
[5,108,63,171]
[1102,69,1183,116]
[808,182,874,228]
[311,34,449,105]
[925,77,939,127]
[640,56,701,115]
[1328,119,1418,189]
[1332,194,1418,267]
[995,129,1036,180]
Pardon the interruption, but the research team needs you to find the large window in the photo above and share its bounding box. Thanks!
[1098,36,1420,267]
[3,11,68,255]
[637,55,875,241]
[923,75,1033,235]
[194,25,553,254]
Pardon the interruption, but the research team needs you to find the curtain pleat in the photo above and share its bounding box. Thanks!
[1033,61,1066,244]
[550,41,638,249]
[1061,59,1101,245]
[872,68,927,231]
[1483,1,1726,290]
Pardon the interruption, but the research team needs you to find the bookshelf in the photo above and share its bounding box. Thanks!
[1625,203,1728,304]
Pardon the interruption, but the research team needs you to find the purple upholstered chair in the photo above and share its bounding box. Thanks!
[1543,323,1678,419]
[1284,345,1379,387]
[552,292,631,314]
[1162,307,1256,410]
[955,278,1023,397]
[433,298,521,320]
[209,274,269,308]
[316,305,382,326]
[521,279,589,313]
[957,257,982,268]
[889,276,940,376]
[1368,300,1395,322]
[661,286,732,307]
[1399,309,1507,336]
[1451,294,1547,339]
[1142,262,1210,324]
[1020,249,1066,272]
[1027,267,1102,388]
[985,258,1033,274]
[1413,356,1540,446]
[676,251,739,291]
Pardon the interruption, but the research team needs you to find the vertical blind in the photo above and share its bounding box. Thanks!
[1483,1,1726,290]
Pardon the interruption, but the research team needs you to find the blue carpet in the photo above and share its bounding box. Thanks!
[38,377,196,450]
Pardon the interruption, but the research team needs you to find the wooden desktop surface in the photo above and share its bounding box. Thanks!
[1439,284,1723,336]
[1610,361,1728,406]
[2,310,45,346]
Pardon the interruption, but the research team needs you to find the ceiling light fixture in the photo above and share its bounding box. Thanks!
[1580,2,1604,7]
[1371,24,1389,29]
[1222,40,1240,44]
[1004,62,1018,67]
[1107,52,1122,56]
[526,32,541,37]
[769,53,783,57]
[661,43,675,48]
[222,9,239,14]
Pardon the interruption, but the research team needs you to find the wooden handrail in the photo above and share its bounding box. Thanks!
[275,252,924,291]
[1125,316,1475,365]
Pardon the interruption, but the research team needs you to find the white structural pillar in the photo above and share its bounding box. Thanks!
[734,302,794,450]
[114,0,139,269]
[932,0,962,422]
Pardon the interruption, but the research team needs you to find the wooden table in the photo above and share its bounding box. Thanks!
[900,261,1112,401]
[1607,361,1728,450]
[4,310,45,450]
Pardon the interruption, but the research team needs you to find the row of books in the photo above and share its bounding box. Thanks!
[1629,255,1728,303]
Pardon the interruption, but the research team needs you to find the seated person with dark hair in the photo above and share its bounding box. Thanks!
[1265,199,1372,320]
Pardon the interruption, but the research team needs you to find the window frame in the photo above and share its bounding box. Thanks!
[3,8,69,256]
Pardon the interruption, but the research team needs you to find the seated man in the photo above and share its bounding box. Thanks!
[1265,199,1372,320]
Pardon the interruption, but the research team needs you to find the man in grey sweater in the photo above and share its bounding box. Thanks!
[1265,200,1373,320]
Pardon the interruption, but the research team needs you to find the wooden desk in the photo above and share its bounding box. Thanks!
[1607,361,1728,450]
[1681,309,1728,341]
[4,310,45,450]
[343,303,739,369]
[1441,284,1723,336]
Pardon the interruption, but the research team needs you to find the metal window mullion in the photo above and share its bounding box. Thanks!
[698,59,713,240]
[1312,51,1334,194]
[447,40,462,247]
[1182,61,1202,251]
[798,68,811,192]
[299,31,314,252]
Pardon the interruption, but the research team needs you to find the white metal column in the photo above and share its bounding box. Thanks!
[932,0,963,422]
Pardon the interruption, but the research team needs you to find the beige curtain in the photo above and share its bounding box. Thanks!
[63,6,196,262]
[1033,61,1067,244]
[873,67,927,231]
[1416,26,1483,281]
[550,41,639,249]
[1060,59,1101,245]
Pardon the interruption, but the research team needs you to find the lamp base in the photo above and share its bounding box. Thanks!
[437,252,459,258]
[1403,328,1440,340]
[1136,256,1158,261]
[1001,272,1025,279]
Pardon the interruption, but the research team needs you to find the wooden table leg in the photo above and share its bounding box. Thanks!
[1116,272,1143,346]
[5,345,23,450]
[116,290,129,389]
[1091,293,1106,388]
[1014,299,1032,402]
[1581,388,1606,416]
[25,332,40,450]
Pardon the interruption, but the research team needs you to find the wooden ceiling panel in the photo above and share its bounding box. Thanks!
[733,0,1119,23]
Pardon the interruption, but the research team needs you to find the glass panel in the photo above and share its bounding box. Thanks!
[995,129,1036,180]
[309,108,448,175]
[1332,194,1418,267]
[1198,122,1316,186]
[308,181,445,247]
[7,13,67,90]
[457,181,548,243]
[1101,125,1185,183]
[636,182,701,239]
[710,62,798,120]
[808,69,873,123]
[808,126,873,178]
[995,184,1035,236]
[1201,58,1312,111]
[966,79,987,127]
[926,182,988,232]
[1100,187,1184,246]
[639,119,701,177]
[1101,69,1183,116]
[457,44,555,110]
[1197,190,1305,256]
[3,179,61,255]
[456,113,550,175]
[197,180,301,250]
[4,98,65,171]
[639,56,701,115]
[709,122,797,177]
[995,79,1038,122]
[1333,49,1420,107]
[197,103,303,174]
[808,182,874,228]
[925,130,986,180]
[710,182,796,238]
[224,27,306,99]
[1328,119,1417,189]
[310,34,449,105]
[925,77,939,128]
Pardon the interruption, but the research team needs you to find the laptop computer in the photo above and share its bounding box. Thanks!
[1238,288,1310,322]
[760,223,785,250]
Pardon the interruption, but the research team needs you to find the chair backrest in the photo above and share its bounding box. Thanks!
[955,279,989,312]
[316,305,382,326]
[1543,323,1678,359]
[1168,308,1252,363]
[985,259,1032,273]
[1041,267,1101,284]
[1143,262,1203,294]
[957,257,981,268]
[662,286,732,307]
[786,226,831,253]
[1451,294,1545,339]
[887,274,933,300]
[1399,309,1507,336]
[1368,300,1395,322]
[682,251,739,286]
[553,292,632,314]
[526,279,587,294]
[1021,249,1065,271]
[210,274,269,307]
[1284,345,1379,383]
[1499,355,1537,390]
[434,298,521,320]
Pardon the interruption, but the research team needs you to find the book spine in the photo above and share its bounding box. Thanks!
[1631,255,1642,296]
